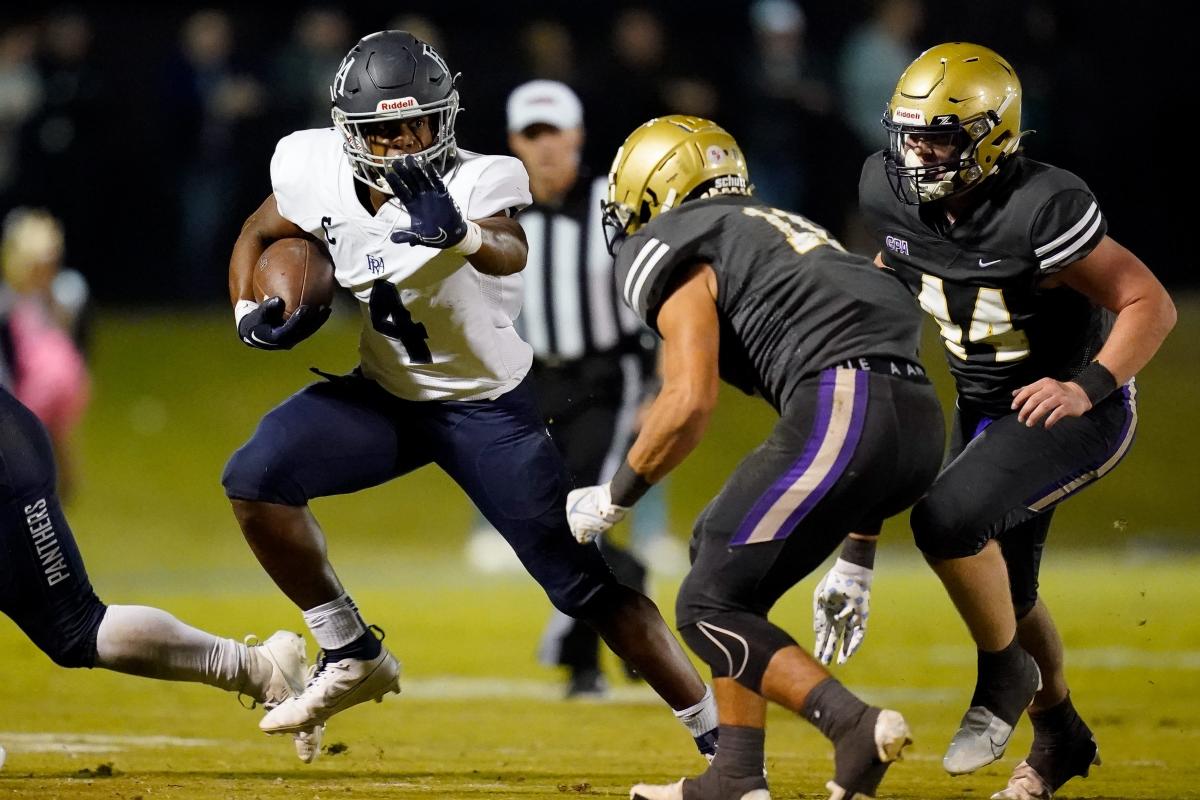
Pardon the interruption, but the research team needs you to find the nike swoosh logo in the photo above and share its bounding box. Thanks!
[425,228,448,246]
[568,495,600,519]
[979,258,1002,267]
[249,332,276,347]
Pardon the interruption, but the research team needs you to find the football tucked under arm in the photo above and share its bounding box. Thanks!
[236,236,335,351]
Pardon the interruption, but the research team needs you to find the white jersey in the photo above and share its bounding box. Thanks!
[271,127,533,401]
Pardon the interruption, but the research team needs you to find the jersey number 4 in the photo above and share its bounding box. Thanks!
[369,280,432,363]
[918,275,1030,362]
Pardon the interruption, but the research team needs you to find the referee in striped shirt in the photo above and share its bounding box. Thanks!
[507,80,657,697]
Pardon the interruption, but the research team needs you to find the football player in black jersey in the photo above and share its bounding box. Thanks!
[567,116,946,800]
[825,43,1175,800]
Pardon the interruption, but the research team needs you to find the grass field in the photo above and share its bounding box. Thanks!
[2,297,1198,798]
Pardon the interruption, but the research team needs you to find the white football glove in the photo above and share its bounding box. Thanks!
[566,483,629,544]
[813,558,873,665]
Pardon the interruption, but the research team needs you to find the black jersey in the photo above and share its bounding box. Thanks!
[612,195,923,411]
[860,153,1111,416]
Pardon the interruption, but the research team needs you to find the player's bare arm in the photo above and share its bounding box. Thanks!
[228,193,309,306]
[1013,236,1176,427]
[565,261,720,544]
[465,213,528,276]
[624,262,721,483]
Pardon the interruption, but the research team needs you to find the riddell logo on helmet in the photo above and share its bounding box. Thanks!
[892,107,926,123]
[376,97,418,112]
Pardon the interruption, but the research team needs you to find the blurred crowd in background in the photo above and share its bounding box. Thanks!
[0,1,1173,308]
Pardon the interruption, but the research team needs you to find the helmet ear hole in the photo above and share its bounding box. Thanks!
[638,202,652,225]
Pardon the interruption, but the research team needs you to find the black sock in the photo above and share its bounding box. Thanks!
[800,678,870,743]
[694,728,719,758]
[1030,693,1086,739]
[709,725,765,778]
[1028,694,1098,790]
[971,636,1038,725]
[325,628,382,661]
[683,726,768,799]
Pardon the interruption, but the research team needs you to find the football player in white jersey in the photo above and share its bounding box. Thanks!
[222,31,718,762]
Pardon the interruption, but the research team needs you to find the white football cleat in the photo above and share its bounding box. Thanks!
[252,631,307,707]
[991,761,1053,800]
[260,647,401,734]
[292,723,325,764]
[990,747,1101,800]
[246,631,326,763]
[629,779,770,800]
[946,651,1041,775]
[943,706,1015,775]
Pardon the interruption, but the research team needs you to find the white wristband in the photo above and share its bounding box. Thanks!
[234,299,259,330]
[452,220,483,256]
[833,557,873,580]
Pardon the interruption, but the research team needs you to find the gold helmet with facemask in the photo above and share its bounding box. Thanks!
[883,42,1024,204]
[601,115,750,253]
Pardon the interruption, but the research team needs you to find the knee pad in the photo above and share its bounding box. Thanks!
[546,569,619,619]
[910,493,988,560]
[678,612,796,693]
[222,431,307,506]
[30,594,107,668]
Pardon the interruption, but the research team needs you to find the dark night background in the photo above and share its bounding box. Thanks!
[0,1,1176,306]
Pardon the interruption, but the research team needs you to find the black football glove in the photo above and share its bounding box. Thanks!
[237,296,331,351]
[386,155,469,249]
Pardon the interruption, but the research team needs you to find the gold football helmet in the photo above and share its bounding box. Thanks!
[601,115,750,252]
[883,42,1023,204]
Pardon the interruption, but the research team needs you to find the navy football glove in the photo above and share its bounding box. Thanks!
[237,296,331,351]
[386,155,469,249]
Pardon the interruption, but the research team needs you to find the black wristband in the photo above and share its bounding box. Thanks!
[1071,361,1118,406]
[840,536,877,569]
[609,461,653,507]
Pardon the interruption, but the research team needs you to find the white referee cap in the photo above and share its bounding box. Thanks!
[506,80,583,133]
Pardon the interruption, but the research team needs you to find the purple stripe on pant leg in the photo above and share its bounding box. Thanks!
[1022,383,1137,508]
[730,370,837,546]
[972,415,995,440]
[770,369,871,541]
[1114,383,1135,446]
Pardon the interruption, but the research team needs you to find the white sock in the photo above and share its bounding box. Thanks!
[94,605,262,695]
[674,684,719,737]
[302,593,367,650]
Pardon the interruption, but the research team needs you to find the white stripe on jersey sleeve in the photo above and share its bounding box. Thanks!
[1039,211,1104,270]
[622,237,660,307]
[1034,200,1098,257]
[626,241,672,314]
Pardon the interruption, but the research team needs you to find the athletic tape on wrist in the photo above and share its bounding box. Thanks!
[234,299,259,329]
[453,221,483,255]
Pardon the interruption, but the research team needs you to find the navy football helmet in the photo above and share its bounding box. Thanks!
[330,31,460,193]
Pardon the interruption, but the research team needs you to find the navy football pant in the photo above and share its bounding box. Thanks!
[223,373,615,615]
[911,383,1138,616]
[676,368,944,688]
[0,388,105,668]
